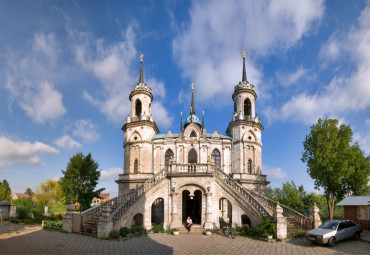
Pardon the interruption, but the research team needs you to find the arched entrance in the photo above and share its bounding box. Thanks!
[151,198,164,225]
[241,214,251,226]
[132,213,143,226]
[182,190,202,224]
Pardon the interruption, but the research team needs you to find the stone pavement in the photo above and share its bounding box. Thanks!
[1,222,370,254]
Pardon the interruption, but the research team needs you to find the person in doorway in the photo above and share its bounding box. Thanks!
[186,216,192,233]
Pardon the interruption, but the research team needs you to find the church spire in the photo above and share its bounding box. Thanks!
[139,54,144,84]
[242,50,247,82]
[190,83,195,115]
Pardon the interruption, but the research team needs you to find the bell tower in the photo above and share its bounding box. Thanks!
[117,54,159,196]
[226,51,269,191]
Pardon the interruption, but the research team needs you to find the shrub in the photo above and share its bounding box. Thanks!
[16,206,30,220]
[119,227,130,237]
[256,217,276,238]
[110,229,120,239]
[151,224,164,233]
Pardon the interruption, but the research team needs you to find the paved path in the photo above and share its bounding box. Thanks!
[1,222,370,254]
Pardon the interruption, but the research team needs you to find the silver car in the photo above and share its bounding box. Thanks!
[305,219,362,247]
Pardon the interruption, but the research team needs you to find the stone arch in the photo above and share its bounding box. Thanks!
[244,98,251,119]
[188,148,197,163]
[132,213,143,226]
[129,131,142,142]
[165,149,174,166]
[241,214,251,226]
[242,130,257,143]
[151,197,164,226]
[181,189,202,224]
[135,99,142,117]
[211,149,221,169]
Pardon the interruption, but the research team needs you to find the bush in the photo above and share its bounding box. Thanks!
[110,229,120,239]
[16,206,30,220]
[119,227,130,237]
[151,224,164,233]
[131,226,145,236]
[256,217,276,238]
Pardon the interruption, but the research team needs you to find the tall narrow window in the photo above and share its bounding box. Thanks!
[188,148,197,163]
[165,149,174,166]
[134,159,138,173]
[244,98,251,119]
[247,159,252,174]
[211,149,221,169]
[135,99,142,117]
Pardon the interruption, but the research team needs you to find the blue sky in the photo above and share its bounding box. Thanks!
[1,0,370,198]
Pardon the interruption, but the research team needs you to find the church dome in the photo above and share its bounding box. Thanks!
[184,114,201,128]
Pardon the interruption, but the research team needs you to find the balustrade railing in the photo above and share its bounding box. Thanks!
[167,163,215,173]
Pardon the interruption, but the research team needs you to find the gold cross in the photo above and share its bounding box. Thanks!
[191,82,194,92]
[241,50,247,59]
[140,54,144,62]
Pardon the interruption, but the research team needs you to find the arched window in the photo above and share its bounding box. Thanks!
[247,159,252,174]
[244,98,251,119]
[211,149,221,169]
[135,99,142,117]
[234,102,237,113]
[165,149,174,166]
[190,131,196,137]
[188,148,197,163]
[134,159,138,173]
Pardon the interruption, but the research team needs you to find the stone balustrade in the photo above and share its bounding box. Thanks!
[167,163,216,174]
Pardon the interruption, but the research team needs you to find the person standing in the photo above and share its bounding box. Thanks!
[186,216,192,233]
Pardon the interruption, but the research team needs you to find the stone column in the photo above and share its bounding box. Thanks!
[222,199,229,223]
[63,203,75,233]
[97,205,113,238]
[309,203,322,229]
[170,191,180,229]
[274,202,287,239]
[204,190,213,229]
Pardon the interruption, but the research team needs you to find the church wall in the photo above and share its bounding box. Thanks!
[130,93,152,118]
[235,93,256,118]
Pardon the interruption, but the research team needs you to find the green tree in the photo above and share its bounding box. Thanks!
[25,188,34,200]
[0,179,12,202]
[36,179,63,206]
[301,118,370,220]
[59,152,105,211]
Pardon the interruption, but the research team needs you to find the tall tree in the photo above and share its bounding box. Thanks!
[0,179,12,202]
[59,152,105,211]
[25,188,34,200]
[36,179,62,206]
[301,118,370,220]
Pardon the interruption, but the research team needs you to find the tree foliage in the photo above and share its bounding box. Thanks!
[301,118,370,220]
[25,188,34,199]
[59,152,105,211]
[36,179,62,206]
[0,179,12,203]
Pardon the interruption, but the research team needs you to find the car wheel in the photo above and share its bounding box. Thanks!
[353,232,360,241]
[327,237,336,247]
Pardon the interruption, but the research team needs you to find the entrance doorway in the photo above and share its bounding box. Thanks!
[182,190,202,224]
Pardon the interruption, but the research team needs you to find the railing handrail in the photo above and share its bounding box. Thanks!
[214,168,272,217]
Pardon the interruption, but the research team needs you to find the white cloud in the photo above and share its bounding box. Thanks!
[100,167,122,181]
[54,135,81,150]
[263,165,287,180]
[354,119,370,155]
[0,136,59,170]
[172,0,324,106]
[5,32,66,123]
[266,4,370,124]
[73,119,100,144]
[277,66,308,86]
[69,26,172,129]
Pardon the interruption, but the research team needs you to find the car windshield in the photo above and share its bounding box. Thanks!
[319,220,338,230]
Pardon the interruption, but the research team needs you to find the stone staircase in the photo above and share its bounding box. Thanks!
[179,224,204,235]
[80,165,312,237]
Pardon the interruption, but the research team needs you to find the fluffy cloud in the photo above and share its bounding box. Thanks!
[5,32,66,123]
[73,119,100,144]
[0,136,59,170]
[172,0,324,106]
[266,4,370,124]
[100,167,122,181]
[354,119,370,155]
[54,135,81,150]
[263,165,287,181]
[277,66,309,87]
[69,26,172,129]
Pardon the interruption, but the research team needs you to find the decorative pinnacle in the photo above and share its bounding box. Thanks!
[139,54,144,84]
[242,50,247,82]
[190,83,195,115]
[241,50,247,59]
[140,54,144,62]
[191,82,194,92]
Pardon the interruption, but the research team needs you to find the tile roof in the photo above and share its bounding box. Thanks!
[337,196,370,206]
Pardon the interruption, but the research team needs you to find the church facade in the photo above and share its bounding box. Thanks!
[114,54,270,230]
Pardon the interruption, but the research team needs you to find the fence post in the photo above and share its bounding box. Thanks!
[97,205,113,238]
[63,203,75,233]
[309,203,322,229]
[274,202,287,239]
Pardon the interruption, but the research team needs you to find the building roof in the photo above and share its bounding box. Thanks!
[13,193,30,199]
[337,196,370,206]
[184,114,202,127]
[98,193,110,199]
